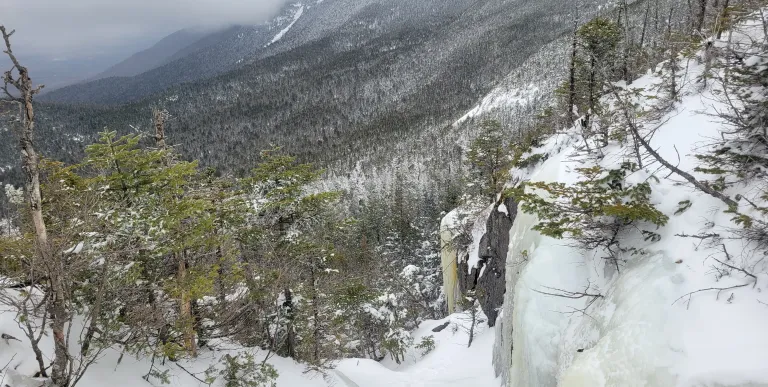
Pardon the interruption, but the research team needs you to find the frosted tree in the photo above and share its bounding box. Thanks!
[466,120,512,203]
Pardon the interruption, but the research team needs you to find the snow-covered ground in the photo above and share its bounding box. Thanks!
[336,313,499,387]
[0,299,499,387]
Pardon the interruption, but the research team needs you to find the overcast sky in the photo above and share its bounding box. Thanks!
[2,0,291,58]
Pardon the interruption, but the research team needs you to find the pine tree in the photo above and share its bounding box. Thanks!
[466,120,512,202]
[576,17,623,142]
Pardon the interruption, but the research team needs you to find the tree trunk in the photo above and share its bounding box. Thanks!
[653,0,661,50]
[1,26,70,387]
[667,7,679,100]
[568,21,579,124]
[640,1,651,51]
[283,287,296,359]
[717,0,731,39]
[50,281,70,386]
[621,0,632,83]
[585,55,597,137]
[310,267,320,364]
[178,253,197,357]
[81,257,109,356]
[697,0,708,32]
[153,109,167,150]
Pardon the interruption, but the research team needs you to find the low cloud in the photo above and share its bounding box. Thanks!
[1,0,292,57]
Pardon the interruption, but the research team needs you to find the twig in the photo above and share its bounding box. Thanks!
[720,243,731,261]
[533,285,603,300]
[665,145,682,178]
[675,232,720,239]
[0,353,17,387]
[672,283,750,309]
[711,257,756,280]
[176,362,211,385]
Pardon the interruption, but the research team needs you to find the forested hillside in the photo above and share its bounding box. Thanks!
[4,0,603,181]
[2,0,767,386]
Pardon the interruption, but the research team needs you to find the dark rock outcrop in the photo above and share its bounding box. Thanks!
[458,196,517,327]
[431,322,451,332]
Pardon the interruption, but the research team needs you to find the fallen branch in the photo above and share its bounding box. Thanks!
[609,84,738,208]
[712,257,757,280]
[672,283,750,309]
[175,362,211,385]
[675,232,721,239]
[533,285,603,300]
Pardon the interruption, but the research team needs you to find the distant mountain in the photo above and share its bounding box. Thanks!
[6,0,622,192]
[92,28,218,80]
[39,3,310,105]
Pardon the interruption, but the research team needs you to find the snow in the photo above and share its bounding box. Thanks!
[0,287,332,387]
[494,13,768,387]
[266,5,304,47]
[466,205,494,274]
[3,8,768,387]
[336,313,500,387]
[0,290,499,387]
[63,241,85,254]
[454,84,540,126]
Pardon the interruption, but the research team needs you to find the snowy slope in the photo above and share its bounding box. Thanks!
[492,14,768,387]
[0,296,329,387]
[0,290,499,387]
[337,313,499,387]
[266,4,305,47]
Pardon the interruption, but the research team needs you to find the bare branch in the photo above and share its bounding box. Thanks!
[672,283,750,308]
[533,285,603,300]
[711,257,757,280]
[675,232,721,239]
[176,363,211,385]
[608,84,738,208]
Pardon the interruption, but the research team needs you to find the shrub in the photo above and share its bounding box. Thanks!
[517,162,668,272]
[415,335,436,357]
[205,352,279,387]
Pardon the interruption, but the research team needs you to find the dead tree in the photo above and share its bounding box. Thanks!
[696,0,709,32]
[1,25,70,386]
[666,7,681,100]
[152,108,169,150]
[639,0,652,51]
[717,0,731,39]
[568,20,579,125]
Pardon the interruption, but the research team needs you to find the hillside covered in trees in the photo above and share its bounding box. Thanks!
[2,0,768,386]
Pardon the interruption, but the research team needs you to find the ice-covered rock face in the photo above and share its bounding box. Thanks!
[440,210,461,314]
[491,145,562,383]
[491,13,768,386]
[557,252,682,387]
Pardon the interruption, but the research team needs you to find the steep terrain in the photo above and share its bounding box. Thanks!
[439,12,768,386]
[1,0,604,191]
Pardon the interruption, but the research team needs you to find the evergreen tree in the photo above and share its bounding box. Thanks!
[466,120,512,202]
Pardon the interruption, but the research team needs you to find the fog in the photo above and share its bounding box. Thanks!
[1,0,292,57]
